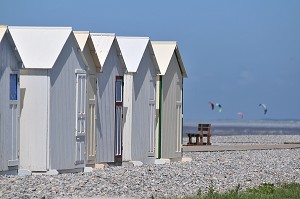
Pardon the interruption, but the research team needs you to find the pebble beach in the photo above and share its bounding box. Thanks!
[1,135,300,198]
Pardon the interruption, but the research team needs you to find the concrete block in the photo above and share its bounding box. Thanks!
[94,163,108,169]
[129,161,143,166]
[181,157,192,163]
[84,167,93,173]
[155,158,170,165]
[122,161,134,167]
[18,169,32,176]
[161,158,171,164]
[0,169,18,175]
[45,169,59,175]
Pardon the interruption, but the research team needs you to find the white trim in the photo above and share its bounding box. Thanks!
[46,70,50,170]
[8,160,19,167]
[75,69,86,74]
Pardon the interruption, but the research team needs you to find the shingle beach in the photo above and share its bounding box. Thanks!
[1,135,300,198]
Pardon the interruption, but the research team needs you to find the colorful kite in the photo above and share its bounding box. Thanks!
[208,101,214,110]
[237,112,244,119]
[216,103,222,112]
[259,103,267,115]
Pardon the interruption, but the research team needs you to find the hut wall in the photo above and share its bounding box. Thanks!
[96,43,124,163]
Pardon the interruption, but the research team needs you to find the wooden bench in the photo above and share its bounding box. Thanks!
[187,124,211,145]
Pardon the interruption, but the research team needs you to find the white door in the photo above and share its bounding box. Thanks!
[176,102,182,152]
[176,79,182,153]
[75,72,86,165]
[148,78,155,157]
[86,74,96,165]
[8,73,19,167]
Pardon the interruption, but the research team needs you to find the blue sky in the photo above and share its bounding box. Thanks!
[1,0,299,122]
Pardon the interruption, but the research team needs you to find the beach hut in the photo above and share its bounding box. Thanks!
[9,26,88,173]
[0,26,22,175]
[90,33,126,164]
[117,36,160,164]
[151,41,187,160]
[74,31,101,166]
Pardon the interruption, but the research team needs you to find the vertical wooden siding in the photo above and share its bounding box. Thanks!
[0,35,20,172]
[96,43,124,163]
[161,52,183,159]
[131,46,156,163]
[49,34,86,170]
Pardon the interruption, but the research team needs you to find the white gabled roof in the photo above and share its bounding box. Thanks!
[74,31,101,70]
[116,36,149,73]
[0,25,7,42]
[90,33,115,67]
[151,41,187,77]
[8,26,72,69]
[74,31,89,51]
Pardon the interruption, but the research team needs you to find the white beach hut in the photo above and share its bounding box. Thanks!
[117,36,160,164]
[151,41,187,160]
[9,26,88,173]
[0,26,21,175]
[74,31,101,166]
[90,33,126,164]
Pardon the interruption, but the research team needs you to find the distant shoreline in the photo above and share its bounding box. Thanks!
[183,120,300,136]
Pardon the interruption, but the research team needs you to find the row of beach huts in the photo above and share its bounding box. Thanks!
[0,25,187,175]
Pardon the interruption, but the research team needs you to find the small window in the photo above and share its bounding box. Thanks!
[10,74,18,100]
[116,79,122,102]
[149,79,155,101]
[176,79,182,102]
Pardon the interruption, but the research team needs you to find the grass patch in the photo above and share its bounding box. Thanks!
[185,182,300,199]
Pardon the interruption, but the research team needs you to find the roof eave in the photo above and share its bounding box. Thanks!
[113,37,128,73]
[174,45,187,78]
[148,41,161,75]
[87,34,101,72]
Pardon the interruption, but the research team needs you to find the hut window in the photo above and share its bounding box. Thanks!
[176,79,182,102]
[116,79,123,102]
[10,74,18,100]
[149,79,155,100]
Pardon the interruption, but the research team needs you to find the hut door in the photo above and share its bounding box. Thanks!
[75,72,86,165]
[86,74,96,165]
[8,73,19,167]
[176,79,182,153]
[148,78,156,157]
[114,77,123,162]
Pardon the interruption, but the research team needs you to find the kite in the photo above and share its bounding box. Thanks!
[208,101,214,110]
[237,112,244,119]
[259,103,267,115]
[216,103,222,112]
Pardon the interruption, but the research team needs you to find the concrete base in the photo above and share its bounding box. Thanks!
[46,169,59,175]
[84,167,93,173]
[127,161,143,166]
[155,158,171,165]
[57,168,83,174]
[94,163,109,169]
[121,161,134,167]
[181,157,193,163]
[18,169,32,176]
[0,169,18,175]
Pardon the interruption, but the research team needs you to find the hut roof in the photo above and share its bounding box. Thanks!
[74,31,101,70]
[117,36,159,73]
[91,33,115,67]
[151,41,187,77]
[0,25,7,42]
[8,26,72,69]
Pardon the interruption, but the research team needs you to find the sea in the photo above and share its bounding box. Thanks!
[183,120,300,137]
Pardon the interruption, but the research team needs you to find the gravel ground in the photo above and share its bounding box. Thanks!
[1,135,300,198]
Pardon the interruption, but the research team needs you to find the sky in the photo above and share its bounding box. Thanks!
[1,0,299,123]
